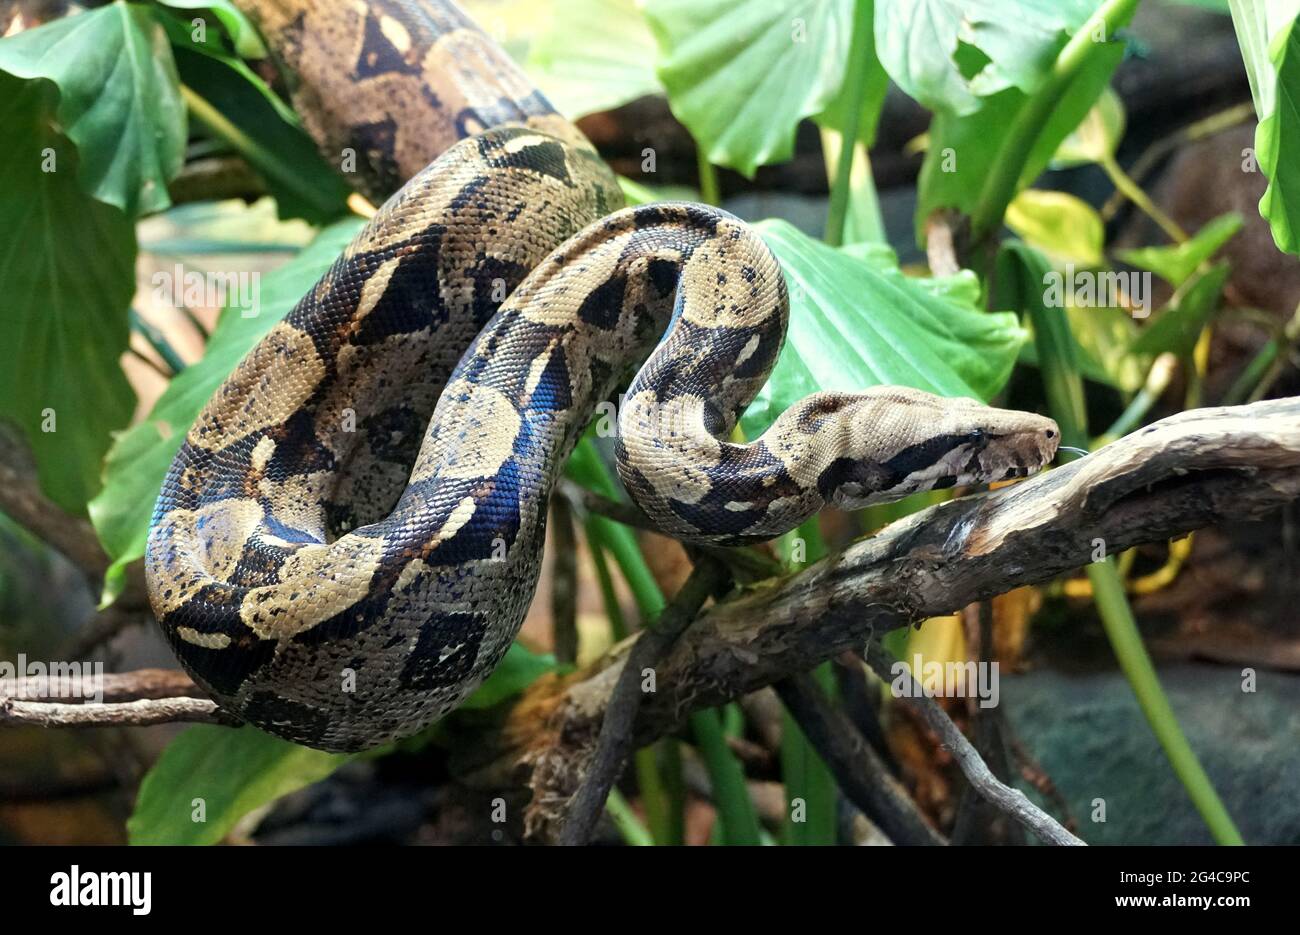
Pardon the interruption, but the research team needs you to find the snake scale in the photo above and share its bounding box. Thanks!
[145,0,1060,752]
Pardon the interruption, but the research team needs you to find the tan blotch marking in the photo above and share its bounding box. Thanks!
[378,14,412,53]
[239,536,385,642]
[250,436,276,474]
[187,323,325,451]
[351,255,403,326]
[410,383,521,481]
[176,627,232,650]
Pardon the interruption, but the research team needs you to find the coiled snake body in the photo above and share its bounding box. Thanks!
[146,0,1059,751]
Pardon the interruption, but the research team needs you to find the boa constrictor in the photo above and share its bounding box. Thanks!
[145,0,1060,751]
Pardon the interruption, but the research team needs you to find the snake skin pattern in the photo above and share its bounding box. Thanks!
[145,0,1060,751]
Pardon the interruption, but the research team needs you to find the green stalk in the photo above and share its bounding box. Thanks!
[1087,564,1244,844]
[1098,152,1188,243]
[691,708,762,845]
[180,84,331,219]
[776,517,837,845]
[696,147,721,207]
[1015,250,1243,846]
[1097,353,1176,444]
[605,789,655,846]
[823,2,878,247]
[969,0,1142,246]
[129,308,186,375]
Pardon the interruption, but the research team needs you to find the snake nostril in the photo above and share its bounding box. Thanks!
[1045,429,1056,439]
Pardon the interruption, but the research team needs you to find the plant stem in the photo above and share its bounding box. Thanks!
[1097,352,1176,444]
[969,0,1142,246]
[696,146,720,207]
[1099,152,1188,243]
[129,308,186,375]
[777,517,838,845]
[691,708,763,845]
[605,788,655,846]
[823,3,877,247]
[1087,562,1244,844]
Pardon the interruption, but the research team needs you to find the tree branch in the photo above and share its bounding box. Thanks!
[861,643,1082,846]
[0,668,227,728]
[486,399,1300,839]
[0,422,148,611]
[558,557,728,845]
[775,673,947,845]
[4,400,1298,843]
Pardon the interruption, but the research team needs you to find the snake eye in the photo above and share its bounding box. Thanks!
[967,428,987,446]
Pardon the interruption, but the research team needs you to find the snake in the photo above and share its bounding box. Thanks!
[145,0,1060,752]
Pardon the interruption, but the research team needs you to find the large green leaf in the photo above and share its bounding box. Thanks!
[1255,14,1300,255]
[89,218,365,585]
[874,0,1099,114]
[916,39,1123,236]
[643,0,862,176]
[1116,212,1243,288]
[742,220,1026,438]
[525,0,661,118]
[0,75,136,512]
[128,725,351,845]
[0,1,185,218]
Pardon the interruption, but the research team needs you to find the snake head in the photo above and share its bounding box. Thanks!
[827,388,1060,508]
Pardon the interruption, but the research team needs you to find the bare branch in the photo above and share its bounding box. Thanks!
[1,696,225,728]
[861,643,1082,846]
[0,422,148,610]
[558,557,728,845]
[493,399,1300,839]
[0,667,225,728]
[776,673,947,846]
[5,400,1299,844]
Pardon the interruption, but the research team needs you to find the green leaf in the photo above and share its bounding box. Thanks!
[155,0,267,59]
[1005,189,1106,266]
[874,0,1099,115]
[1052,86,1125,167]
[1255,13,1300,255]
[994,241,1089,445]
[89,217,365,582]
[128,725,351,845]
[0,75,136,512]
[1116,212,1243,288]
[169,36,351,224]
[460,643,557,709]
[643,0,859,176]
[1130,262,1231,358]
[0,1,185,218]
[525,0,661,118]
[917,39,1123,235]
[1228,0,1300,118]
[742,220,1026,438]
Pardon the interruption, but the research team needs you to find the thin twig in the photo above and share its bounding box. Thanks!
[558,557,729,846]
[861,642,1083,846]
[775,673,947,846]
[549,494,579,665]
[0,667,227,728]
[0,696,225,728]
